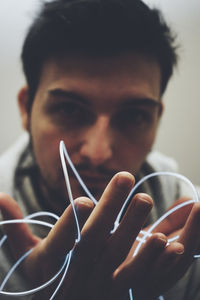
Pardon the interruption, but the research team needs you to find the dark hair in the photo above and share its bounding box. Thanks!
[21,0,178,111]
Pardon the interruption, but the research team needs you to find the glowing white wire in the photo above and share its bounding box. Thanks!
[0,248,33,291]
[49,250,73,300]
[60,141,98,205]
[60,141,81,243]
[0,216,70,297]
[0,142,80,297]
[59,142,200,300]
[0,219,54,229]
[0,254,70,297]
[0,141,199,300]
[127,173,199,300]
[134,199,196,257]
[114,171,199,231]
[27,211,59,221]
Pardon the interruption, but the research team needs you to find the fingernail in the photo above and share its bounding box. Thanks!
[157,234,168,245]
[176,247,184,255]
[75,197,94,208]
[135,194,153,210]
[116,172,134,189]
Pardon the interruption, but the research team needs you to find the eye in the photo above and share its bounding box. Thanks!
[112,107,155,132]
[46,101,96,128]
[54,102,82,116]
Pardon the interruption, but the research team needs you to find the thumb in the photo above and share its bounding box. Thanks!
[0,193,39,259]
[24,197,94,280]
[42,197,94,259]
[152,197,193,235]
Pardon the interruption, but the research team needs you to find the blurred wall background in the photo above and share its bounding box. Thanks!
[0,0,200,184]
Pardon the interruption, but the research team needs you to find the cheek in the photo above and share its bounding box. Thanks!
[30,107,64,178]
[33,126,61,177]
[118,130,156,173]
[137,129,156,153]
[30,105,84,184]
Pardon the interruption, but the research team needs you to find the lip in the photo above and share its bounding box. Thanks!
[69,170,113,187]
[78,172,111,184]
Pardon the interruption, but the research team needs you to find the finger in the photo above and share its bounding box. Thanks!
[152,241,184,276]
[42,197,94,259]
[80,172,135,250]
[145,241,186,297]
[112,236,184,299]
[102,193,153,272]
[54,172,134,296]
[0,193,39,258]
[112,233,167,299]
[178,202,200,255]
[153,197,193,235]
[113,233,167,290]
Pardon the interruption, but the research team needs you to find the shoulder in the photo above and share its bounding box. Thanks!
[145,150,198,203]
[0,133,29,195]
[146,150,178,173]
[143,151,180,208]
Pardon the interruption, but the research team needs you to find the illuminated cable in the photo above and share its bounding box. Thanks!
[60,141,98,205]
[0,141,199,300]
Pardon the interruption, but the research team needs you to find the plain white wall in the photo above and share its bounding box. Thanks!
[145,0,200,185]
[0,0,200,184]
[0,0,40,151]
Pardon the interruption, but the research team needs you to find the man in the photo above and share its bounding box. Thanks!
[0,0,200,299]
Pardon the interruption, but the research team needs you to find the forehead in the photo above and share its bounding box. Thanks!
[37,53,161,103]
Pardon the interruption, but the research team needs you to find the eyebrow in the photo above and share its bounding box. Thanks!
[48,88,90,104]
[48,88,161,109]
[120,97,161,108]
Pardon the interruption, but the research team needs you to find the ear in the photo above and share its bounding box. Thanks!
[18,86,30,131]
[158,100,164,118]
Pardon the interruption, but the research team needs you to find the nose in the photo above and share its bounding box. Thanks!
[80,115,113,166]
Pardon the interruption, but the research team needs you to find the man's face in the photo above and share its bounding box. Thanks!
[19,53,162,212]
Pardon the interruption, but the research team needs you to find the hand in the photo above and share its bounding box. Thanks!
[114,197,200,299]
[0,172,154,299]
[1,175,199,300]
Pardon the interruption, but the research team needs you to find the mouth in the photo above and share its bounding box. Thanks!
[72,171,111,188]
[67,166,117,198]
